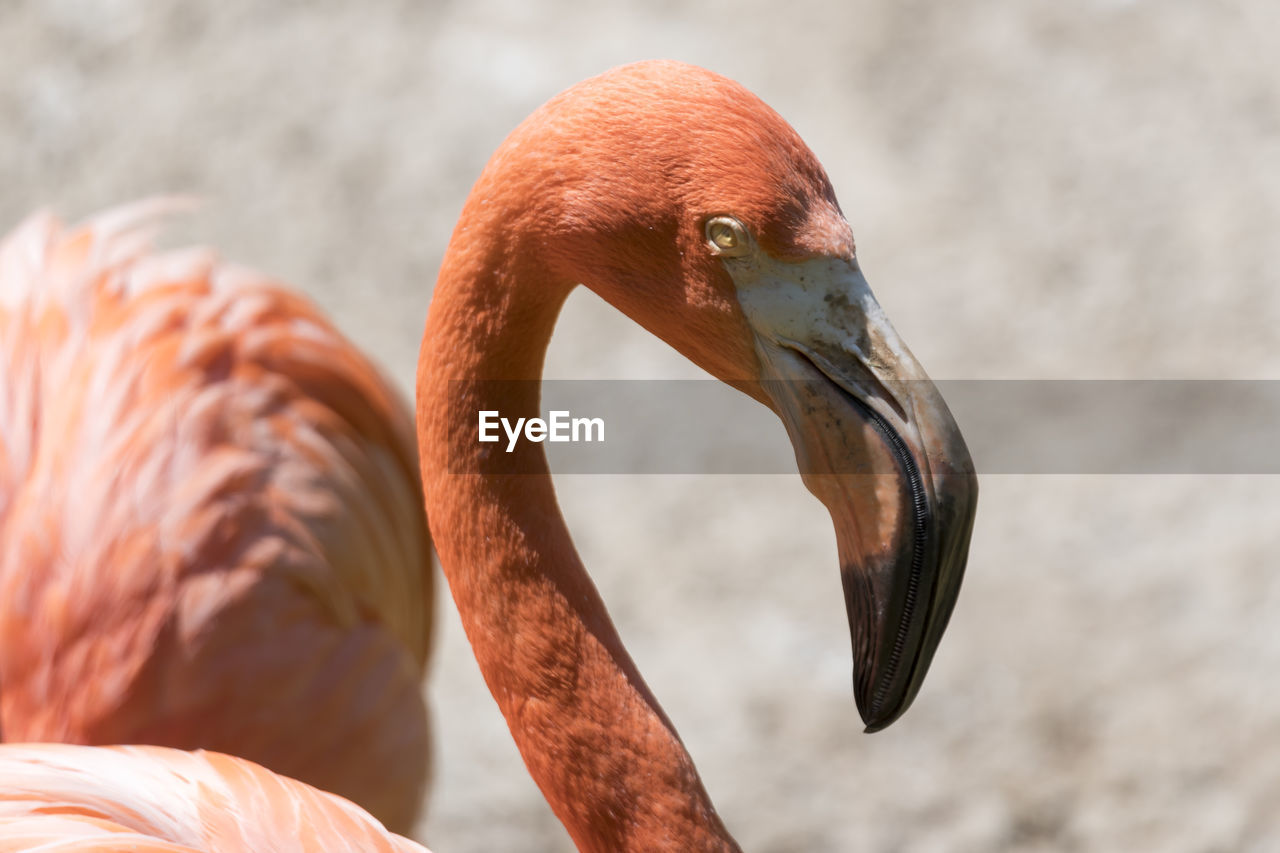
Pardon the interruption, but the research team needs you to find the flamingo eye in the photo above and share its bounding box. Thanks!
[705,216,750,257]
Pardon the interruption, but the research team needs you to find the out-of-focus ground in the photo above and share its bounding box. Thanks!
[4,1,1280,850]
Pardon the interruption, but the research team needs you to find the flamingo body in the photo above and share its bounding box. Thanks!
[0,742,429,852]
[0,203,433,833]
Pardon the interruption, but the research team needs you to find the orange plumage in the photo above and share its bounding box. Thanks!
[0,201,433,834]
[416,60,975,851]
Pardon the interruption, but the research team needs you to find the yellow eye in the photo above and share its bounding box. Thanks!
[704,216,750,257]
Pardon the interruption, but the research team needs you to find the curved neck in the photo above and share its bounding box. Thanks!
[417,205,740,852]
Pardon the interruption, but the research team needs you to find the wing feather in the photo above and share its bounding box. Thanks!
[0,205,433,832]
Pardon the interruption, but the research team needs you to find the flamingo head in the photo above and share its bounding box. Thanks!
[498,61,978,731]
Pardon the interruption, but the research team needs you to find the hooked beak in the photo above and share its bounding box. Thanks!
[732,254,978,732]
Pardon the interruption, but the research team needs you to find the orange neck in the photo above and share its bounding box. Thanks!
[417,201,739,851]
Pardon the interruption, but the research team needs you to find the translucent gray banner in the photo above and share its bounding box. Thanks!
[442,381,1280,474]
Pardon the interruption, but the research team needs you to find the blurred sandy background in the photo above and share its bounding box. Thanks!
[4,1,1280,850]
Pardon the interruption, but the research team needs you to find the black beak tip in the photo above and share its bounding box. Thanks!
[853,671,906,734]
[857,701,904,734]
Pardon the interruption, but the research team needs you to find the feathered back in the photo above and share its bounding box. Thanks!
[0,743,430,852]
[0,203,433,832]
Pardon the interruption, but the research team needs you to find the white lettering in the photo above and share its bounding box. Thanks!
[478,411,500,442]
[573,416,604,443]
[549,410,570,442]
[502,417,525,453]
[479,410,605,452]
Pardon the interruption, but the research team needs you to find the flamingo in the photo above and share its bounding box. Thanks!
[0,743,430,852]
[0,60,976,851]
[416,60,978,851]
[0,202,434,834]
